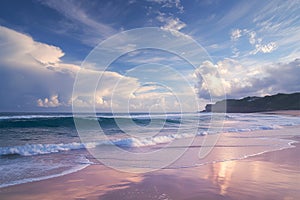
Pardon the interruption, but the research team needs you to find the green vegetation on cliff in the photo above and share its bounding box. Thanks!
[204,92,300,113]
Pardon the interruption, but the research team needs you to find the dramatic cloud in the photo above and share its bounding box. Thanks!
[0,26,200,112]
[195,58,300,99]
[0,26,77,111]
[194,61,226,99]
[1,0,299,112]
[262,58,300,92]
[0,26,64,66]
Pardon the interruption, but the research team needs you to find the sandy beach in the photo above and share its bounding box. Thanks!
[259,110,300,117]
[1,0,300,199]
[0,111,299,200]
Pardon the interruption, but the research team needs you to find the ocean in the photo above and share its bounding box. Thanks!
[1,112,300,188]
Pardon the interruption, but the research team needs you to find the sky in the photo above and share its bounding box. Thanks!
[0,0,299,112]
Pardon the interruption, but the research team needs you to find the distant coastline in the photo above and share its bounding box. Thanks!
[203,92,300,113]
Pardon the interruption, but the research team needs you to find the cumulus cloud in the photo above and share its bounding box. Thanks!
[195,58,300,100]
[195,60,249,99]
[37,94,61,107]
[0,26,64,66]
[72,68,194,112]
[0,26,80,80]
[262,58,300,92]
[2,24,295,112]
[0,26,198,112]
[194,61,227,99]
[0,26,78,111]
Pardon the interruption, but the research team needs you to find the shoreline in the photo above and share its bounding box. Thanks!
[1,142,300,199]
[1,138,299,199]
[0,162,90,189]
[258,110,300,117]
[1,110,300,199]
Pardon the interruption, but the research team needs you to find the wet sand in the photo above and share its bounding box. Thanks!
[0,111,299,200]
[259,110,300,117]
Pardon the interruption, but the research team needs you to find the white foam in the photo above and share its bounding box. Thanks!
[0,142,99,156]
[0,123,292,157]
[1,112,300,156]
[226,124,285,133]
[111,132,196,148]
[0,163,90,188]
[95,113,196,119]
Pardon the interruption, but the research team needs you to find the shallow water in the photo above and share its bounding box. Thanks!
[1,112,300,188]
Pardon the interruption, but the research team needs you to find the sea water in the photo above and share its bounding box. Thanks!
[0,112,300,188]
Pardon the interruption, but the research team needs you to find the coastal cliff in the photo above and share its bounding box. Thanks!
[203,92,300,113]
